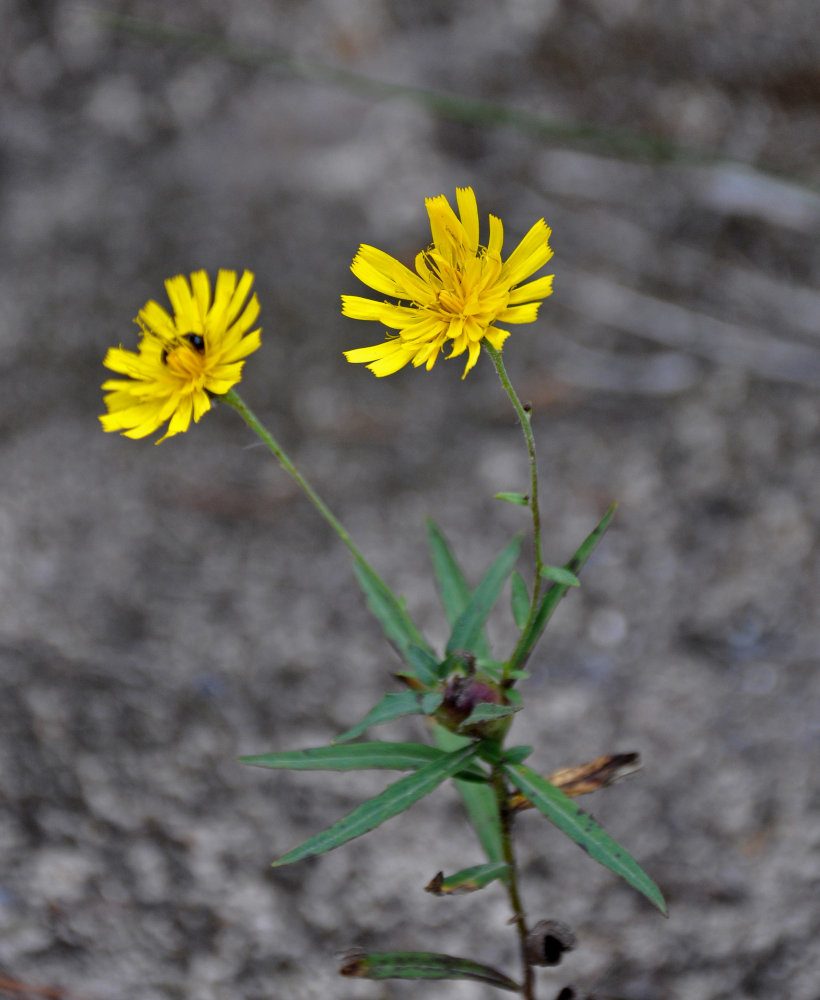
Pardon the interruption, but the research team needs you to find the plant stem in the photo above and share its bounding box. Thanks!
[492,766,535,1000]
[219,388,367,564]
[483,344,545,671]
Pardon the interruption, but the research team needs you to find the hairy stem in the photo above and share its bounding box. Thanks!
[492,766,535,999]
[483,344,544,678]
[219,388,367,563]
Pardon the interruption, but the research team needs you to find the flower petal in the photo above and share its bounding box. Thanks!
[508,275,554,304]
[500,219,553,287]
[352,245,430,300]
[456,187,480,252]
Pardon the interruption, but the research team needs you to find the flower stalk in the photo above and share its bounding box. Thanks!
[218,388,367,564]
[492,765,535,1000]
[483,343,547,684]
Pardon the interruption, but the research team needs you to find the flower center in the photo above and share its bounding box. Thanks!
[163,332,208,380]
[425,247,508,329]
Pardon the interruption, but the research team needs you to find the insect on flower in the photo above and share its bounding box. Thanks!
[100,269,261,442]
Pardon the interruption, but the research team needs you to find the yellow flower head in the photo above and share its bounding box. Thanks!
[100,270,261,442]
[342,187,553,378]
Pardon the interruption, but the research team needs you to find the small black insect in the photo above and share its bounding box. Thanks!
[183,333,205,352]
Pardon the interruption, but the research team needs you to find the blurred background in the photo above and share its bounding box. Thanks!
[2,2,820,998]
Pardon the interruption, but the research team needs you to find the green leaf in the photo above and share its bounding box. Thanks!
[421,692,443,714]
[446,535,522,655]
[425,861,510,895]
[505,688,522,709]
[426,519,491,659]
[459,702,516,730]
[494,491,529,506]
[503,762,666,914]
[540,564,581,587]
[241,740,470,774]
[272,744,479,867]
[339,949,519,992]
[503,744,533,765]
[434,724,505,868]
[352,556,435,662]
[510,571,530,629]
[405,644,440,687]
[510,504,616,671]
[333,692,426,744]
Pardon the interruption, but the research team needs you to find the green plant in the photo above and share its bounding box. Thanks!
[101,189,664,999]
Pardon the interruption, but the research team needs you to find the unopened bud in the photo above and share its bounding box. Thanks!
[525,920,576,967]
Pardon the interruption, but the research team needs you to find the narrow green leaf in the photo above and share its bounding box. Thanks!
[446,535,522,655]
[352,556,435,661]
[540,564,581,587]
[505,688,522,709]
[459,702,516,730]
[426,519,472,627]
[333,692,425,745]
[434,724,505,868]
[504,762,666,914]
[241,741,454,772]
[272,744,479,867]
[425,861,510,895]
[510,571,530,629]
[242,740,489,782]
[510,503,616,671]
[426,519,492,659]
[494,491,529,506]
[421,692,443,714]
[405,644,440,687]
[503,744,533,765]
[340,949,519,992]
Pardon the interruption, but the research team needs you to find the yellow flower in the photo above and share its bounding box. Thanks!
[100,270,261,442]
[342,187,553,378]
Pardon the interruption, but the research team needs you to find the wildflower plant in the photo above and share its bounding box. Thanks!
[101,188,665,999]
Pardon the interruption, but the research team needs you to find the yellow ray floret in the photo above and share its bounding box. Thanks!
[342,187,553,378]
[100,269,261,442]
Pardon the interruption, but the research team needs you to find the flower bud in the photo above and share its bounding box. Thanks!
[435,673,508,737]
[525,919,576,967]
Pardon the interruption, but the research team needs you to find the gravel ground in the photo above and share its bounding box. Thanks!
[2,2,820,999]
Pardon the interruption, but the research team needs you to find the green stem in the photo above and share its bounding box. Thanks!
[492,766,535,1000]
[219,388,367,564]
[483,345,544,668]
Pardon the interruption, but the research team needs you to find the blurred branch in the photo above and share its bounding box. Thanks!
[559,266,820,389]
[93,10,819,195]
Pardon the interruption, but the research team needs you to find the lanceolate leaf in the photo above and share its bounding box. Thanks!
[494,491,529,506]
[459,702,516,730]
[510,571,530,629]
[503,762,666,914]
[426,519,491,659]
[333,691,426,744]
[240,740,487,781]
[339,949,519,992]
[425,861,510,895]
[509,504,615,671]
[502,744,533,765]
[405,644,440,687]
[446,535,522,655]
[352,556,435,663]
[433,724,505,869]
[272,744,479,867]
[540,565,581,587]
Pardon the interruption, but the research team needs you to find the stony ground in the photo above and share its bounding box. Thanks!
[2,2,820,999]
